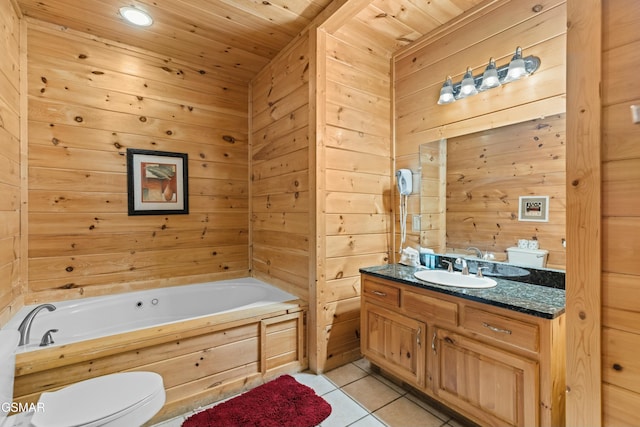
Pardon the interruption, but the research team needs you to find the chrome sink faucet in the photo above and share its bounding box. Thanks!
[17,304,56,346]
[455,258,469,275]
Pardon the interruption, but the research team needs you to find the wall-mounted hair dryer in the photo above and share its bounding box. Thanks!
[396,169,413,253]
[396,169,412,195]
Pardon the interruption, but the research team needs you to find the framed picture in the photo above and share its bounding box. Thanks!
[518,196,549,222]
[127,149,189,215]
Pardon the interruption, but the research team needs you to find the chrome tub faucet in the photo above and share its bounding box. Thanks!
[17,304,56,346]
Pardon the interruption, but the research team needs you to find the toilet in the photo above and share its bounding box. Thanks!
[506,246,549,268]
[0,330,165,427]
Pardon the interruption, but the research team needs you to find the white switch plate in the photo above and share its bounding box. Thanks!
[632,105,640,124]
[412,215,421,231]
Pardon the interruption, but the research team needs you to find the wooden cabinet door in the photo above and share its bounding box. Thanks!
[362,301,426,387]
[432,328,539,427]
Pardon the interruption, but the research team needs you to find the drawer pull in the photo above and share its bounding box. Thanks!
[483,322,512,335]
[431,332,437,354]
[417,327,421,348]
[371,290,387,297]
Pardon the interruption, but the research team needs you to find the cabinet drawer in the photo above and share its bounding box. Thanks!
[462,306,539,352]
[362,279,400,307]
[402,290,458,327]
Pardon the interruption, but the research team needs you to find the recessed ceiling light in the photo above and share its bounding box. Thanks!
[119,6,153,27]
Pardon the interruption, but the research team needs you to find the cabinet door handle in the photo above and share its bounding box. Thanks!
[371,290,387,296]
[416,327,421,348]
[482,322,512,335]
[431,331,437,354]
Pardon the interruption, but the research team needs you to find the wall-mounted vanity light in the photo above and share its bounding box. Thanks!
[119,6,154,27]
[437,47,540,105]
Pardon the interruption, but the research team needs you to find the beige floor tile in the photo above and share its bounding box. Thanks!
[404,393,449,421]
[342,375,403,412]
[318,389,369,427]
[324,362,369,387]
[353,357,373,373]
[374,396,446,427]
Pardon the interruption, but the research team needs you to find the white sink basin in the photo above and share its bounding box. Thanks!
[414,270,497,289]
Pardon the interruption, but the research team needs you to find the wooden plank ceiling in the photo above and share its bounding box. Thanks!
[16,0,487,83]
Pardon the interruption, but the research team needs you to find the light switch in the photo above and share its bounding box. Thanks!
[412,215,421,232]
[632,105,640,124]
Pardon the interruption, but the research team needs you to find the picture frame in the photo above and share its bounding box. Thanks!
[518,195,549,222]
[127,148,189,215]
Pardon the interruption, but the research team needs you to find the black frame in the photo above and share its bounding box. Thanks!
[127,148,189,215]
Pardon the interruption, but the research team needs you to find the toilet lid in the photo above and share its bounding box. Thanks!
[31,372,163,427]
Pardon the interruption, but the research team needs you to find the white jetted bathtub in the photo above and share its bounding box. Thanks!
[5,277,297,352]
[4,277,307,425]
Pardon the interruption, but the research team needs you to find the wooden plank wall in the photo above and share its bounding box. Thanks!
[393,0,567,262]
[445,115,566,268]
[249,33,312,300]
[319,30,391,371]
[0,0,22,324]
[600,0,640,424]
[24,20,250,304]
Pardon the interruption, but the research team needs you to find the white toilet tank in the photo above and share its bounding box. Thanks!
[507,247,549,268]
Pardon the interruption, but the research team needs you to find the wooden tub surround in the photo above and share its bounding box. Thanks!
[360,265,566,427]
[12,300,308,425]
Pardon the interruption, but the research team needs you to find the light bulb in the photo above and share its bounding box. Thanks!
[437,77,456,105]
[457,67,478,99]
[479,58,501,91]
[119,7,153,27]
[503,47,527,83]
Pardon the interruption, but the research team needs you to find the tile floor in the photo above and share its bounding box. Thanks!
[152,358,474,427]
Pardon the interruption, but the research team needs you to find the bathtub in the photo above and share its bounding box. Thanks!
[6,278,308,424]
[5,278,298,352]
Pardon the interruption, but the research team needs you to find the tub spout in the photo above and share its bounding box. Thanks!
[17,304,56,346]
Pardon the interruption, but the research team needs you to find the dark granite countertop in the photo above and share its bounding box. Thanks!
[360,264,565,319]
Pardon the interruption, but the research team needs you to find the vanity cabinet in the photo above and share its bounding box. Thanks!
[360,273,566,427]
[361,277,426,386]
[361,302,426,386]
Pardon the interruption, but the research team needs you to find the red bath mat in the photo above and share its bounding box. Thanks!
[181,374,331,427]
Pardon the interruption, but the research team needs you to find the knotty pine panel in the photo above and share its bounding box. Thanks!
[0,0,20,89]
[603,383,640,427]
[324,124,389,156]
[252,127,309,162]
[325,33,390,80]
[251,147,309,181]
[27,122,247,168]
[319,276,360,305]
[602,41,640,107]
[312,28,391,372]
[251,104,310,153]
[325,213,390,235]
[602,159,640,217]
[250,35,310,115]
[252,247,309,294]
[0,0,21,325]
[324,253,389,283]
[603,327,640,395]
[251,191,309,213]
[602,103,640,162]
[29,228,248,258]
[250,33,311,301]
[27,23,249,106]
[601,1,640,419]
[25,23,249,303]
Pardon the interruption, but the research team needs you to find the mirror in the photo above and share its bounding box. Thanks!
[419,114,566,270]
